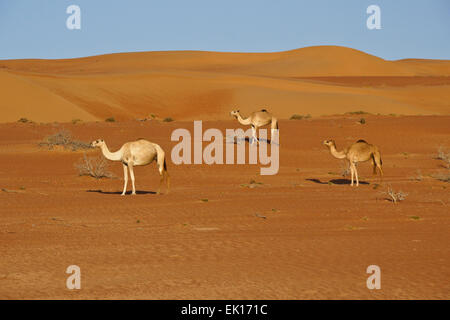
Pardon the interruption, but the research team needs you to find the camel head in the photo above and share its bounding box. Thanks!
[322,139,336,148]
[230,110,240,118]
[91,139,106,148]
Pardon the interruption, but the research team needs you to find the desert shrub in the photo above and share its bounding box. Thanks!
[381,185,408,204]
[290,114,311,120]
[435,146,450,168]
[345,111,369,115]
[18,117,31,123]
[75,153,113,179]
[163,117,174,122]
[39,130,91,151]
[105,117,115,122]
[359,118,366,124]
[432,172,450,183]
[410,169,423,181]
[431,146,450,183]
[340,161,351,177]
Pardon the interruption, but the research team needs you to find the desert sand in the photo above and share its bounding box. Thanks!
[0,46,449,299]
[0,46,449,123]
[0,115,449,299]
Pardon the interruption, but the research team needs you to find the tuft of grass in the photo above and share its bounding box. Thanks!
[75,153,114,179]
[290,114,311,120]
[409,216,421,221]
[105,117,115,122]
[72,119,82,124]
[200,198,209,203]
[39,130,91,151]
[240,179,263,188]
[163,117,174,122]
[431,172,450,183]
[345,111,369,115]
[381,184,408,204]
[435,146,450,168]
[432,146,450,182]
[410,169,423,181]
[18,117,32,123]
[340,161,351,177]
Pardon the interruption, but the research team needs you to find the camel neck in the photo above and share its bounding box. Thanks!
[329,145,346,159]
[100,144,123,161]
[236,113,251,125]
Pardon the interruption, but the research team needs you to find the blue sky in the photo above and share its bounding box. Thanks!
[0,0,448,60]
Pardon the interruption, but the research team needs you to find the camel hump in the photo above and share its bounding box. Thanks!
[356,139,368,143]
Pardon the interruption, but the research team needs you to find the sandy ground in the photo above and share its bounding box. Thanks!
[0,115,449,299]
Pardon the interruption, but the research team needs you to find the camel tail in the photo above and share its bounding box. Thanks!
[371,149,383,178]
[154,143,170,194]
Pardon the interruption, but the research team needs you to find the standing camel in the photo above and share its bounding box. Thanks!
[230,109,278,144]
[323,139,383,186]
[91,139,170,195]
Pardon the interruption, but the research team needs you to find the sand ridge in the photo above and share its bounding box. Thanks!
[1,46,449,123]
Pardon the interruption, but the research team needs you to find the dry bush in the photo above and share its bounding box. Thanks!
[410,169,423,181]
[75,154,113,179]
[381,185,408,204]
[290,114,311,120]
[431,146,450,182]
[435,146,450,168]
[340,161,351,177]
[39,130,91,151]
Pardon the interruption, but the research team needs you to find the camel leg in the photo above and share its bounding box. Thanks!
[378,165,384,183]
[121,164,128,196]
[271,118,278,144]
[354,163,360,186]
[350,162,353,186]
[157,167,163,195]
[129,163,136,195]
[251,125,258,145]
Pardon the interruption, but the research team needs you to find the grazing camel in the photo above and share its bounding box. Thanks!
[323,139,383,186]
[230,109,278,144]
[91,139,169,195]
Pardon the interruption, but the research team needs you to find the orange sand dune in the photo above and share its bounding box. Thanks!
[0,46,449,122]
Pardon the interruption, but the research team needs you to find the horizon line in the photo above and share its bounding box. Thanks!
[1,45,449,63]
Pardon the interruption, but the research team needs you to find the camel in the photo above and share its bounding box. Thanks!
[230,109,278,144]
[323,139,383,186]
[91,139,169,195]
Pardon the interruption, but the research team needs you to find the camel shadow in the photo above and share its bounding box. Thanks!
[306,178,369,185]
[86,189,157,195]
[226,136,279,146]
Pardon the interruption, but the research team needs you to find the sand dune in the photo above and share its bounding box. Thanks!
[0,46,449,122]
